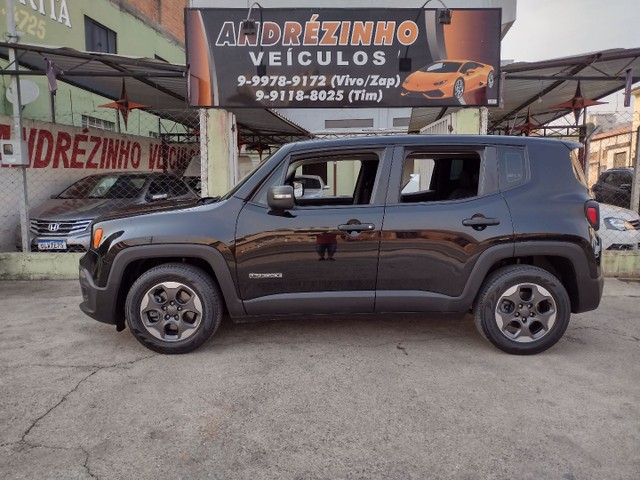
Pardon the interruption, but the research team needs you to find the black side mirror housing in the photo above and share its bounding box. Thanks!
[268,185,294,211]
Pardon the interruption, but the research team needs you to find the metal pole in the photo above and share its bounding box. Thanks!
[583,125,600,185]
[5,0,30,253]
[49,91,56,123]
[199,109,208,197]
[630,126,640,214]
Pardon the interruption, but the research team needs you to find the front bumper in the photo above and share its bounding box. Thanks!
[401,88,447,98]
[16,229,90,253]
[79,265,119,325]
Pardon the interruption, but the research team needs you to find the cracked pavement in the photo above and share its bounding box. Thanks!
[1,278,639,479]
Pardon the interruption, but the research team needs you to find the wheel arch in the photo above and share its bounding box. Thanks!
[108,244,245,328]
[474,241,600,314]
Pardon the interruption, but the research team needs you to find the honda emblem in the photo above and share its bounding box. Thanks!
[48,223,60,232]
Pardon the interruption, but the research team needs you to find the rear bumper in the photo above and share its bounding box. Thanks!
[79,266,118,325]
[574,270,605,313]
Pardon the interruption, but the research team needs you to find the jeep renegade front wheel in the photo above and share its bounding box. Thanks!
[473,266,570,355]
[125,263,223,354]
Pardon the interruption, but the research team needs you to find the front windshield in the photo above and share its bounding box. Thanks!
[421,62,462,73]
[57,175,147,199]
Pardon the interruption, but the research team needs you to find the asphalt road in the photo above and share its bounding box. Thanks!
[1,278,639,480]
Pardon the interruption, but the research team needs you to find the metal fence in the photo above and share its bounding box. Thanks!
[586,111,640,252]
[2,107,639,256]
[0,108,200,253]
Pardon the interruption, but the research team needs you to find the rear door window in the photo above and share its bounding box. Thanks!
[393,147,494,203]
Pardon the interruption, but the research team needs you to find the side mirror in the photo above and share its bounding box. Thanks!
[293,181,304,198]
[50,194,58,199]
[620,183,631,191]
[268,185,294,211]
[323,185,331,190]
[149,193,169,201]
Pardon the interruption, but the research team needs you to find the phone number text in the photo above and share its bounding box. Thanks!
[255,89,384,103]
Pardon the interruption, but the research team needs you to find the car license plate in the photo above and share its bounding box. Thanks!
[37,239,67,251]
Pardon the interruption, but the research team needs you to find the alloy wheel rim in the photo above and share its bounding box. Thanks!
[487,72,494,88]
[454,79,464,98]
[494,283,557,343]
[139,281,203,342]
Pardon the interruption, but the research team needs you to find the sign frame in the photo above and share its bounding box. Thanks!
[185,7,502,109]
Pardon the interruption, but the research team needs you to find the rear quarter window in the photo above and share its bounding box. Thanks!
[498,147,528,190]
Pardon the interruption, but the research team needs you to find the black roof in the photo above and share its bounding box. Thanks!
[286,134,581,152]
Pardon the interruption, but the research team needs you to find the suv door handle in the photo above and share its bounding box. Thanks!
[462,216,500,230]
[338,223,375,232]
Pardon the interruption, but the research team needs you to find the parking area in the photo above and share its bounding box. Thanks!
[1,278,639,479]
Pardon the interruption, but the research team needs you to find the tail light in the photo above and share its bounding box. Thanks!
[585,200,600,231]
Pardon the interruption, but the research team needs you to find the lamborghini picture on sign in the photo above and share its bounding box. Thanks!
[401,60,495,99]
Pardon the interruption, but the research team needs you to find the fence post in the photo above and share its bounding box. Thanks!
[631,126,640,214]
[480,107,488,135]
[206,109,238,197]
[199,109,209,197]
[5,0,30,253]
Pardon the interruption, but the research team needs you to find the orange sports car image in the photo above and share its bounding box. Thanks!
[401,60,495,100]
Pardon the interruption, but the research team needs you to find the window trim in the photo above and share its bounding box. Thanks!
[81,114,115,132]
[85,15,117,54]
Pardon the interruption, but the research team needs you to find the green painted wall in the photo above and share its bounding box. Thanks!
[0,0,188,136]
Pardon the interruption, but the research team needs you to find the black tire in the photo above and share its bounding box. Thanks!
[125,263,223,354]
[473,265,570,355]
[453,77,465,99]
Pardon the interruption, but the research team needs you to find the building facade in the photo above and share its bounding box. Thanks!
[0,0,192,252]
[0,0,187,135]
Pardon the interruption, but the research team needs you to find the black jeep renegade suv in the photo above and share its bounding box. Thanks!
[79,135,603,355]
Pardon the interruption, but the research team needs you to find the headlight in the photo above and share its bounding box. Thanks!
[604,217,634,231]
[434,79,447,85]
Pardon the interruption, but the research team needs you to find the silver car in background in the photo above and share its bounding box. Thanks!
[293,174,330,198]
[598,203,640,251]
[16,172,197,252]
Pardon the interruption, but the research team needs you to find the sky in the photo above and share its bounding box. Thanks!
[501,0,639,62]
[501,0,639,112]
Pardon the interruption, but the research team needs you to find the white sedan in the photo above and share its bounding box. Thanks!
[599,203,640,251]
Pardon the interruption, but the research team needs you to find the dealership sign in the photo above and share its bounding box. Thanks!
[0,118,197,171]
[186,8,501,108]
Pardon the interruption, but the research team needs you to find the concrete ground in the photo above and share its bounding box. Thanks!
[0,279,639,480]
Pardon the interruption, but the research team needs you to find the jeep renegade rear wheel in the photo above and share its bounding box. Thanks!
[125,263,223,354]
[473,265,570,355]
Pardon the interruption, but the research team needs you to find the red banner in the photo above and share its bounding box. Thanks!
[0,118,198,172]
